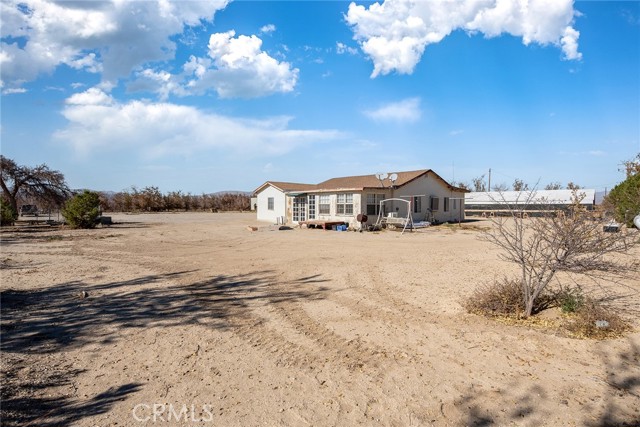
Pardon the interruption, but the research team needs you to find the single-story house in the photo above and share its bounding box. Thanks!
[465,189,596,216]
[253,169,468,227]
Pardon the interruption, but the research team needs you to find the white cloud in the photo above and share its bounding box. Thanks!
[0,0,229,88]
[2,87,27,95]
[346,0,582,77]
[336,42,358,55]
[55,88,341,158]
[134,30,299,99]
[449,129,464,136]
[364,97,422,123]
[260,24,276,34]
[65,87,115,106]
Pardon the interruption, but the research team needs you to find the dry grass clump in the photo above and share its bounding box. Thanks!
[464,278,553,318]
[564,299,631,339]
[465,280,632,339]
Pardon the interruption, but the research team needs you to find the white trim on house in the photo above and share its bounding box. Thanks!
[253,169,468,226]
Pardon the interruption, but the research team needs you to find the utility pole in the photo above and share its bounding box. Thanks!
[488,168,491,192]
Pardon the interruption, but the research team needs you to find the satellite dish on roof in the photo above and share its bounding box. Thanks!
[375,172,388,181]
[389,173,398,183]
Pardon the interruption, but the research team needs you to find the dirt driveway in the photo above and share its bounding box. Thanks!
[1,212,638,426]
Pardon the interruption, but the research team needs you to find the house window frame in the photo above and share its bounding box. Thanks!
[319,194,330,215]
[430,196,440,212]
[366,193,385,216]
[267,197,274,211]
[413,196,422,213]
[308,195,316,219]
[292,196,307,222]
[444,197,450,212]
[336,193,354,216]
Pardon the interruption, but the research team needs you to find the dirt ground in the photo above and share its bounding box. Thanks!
[1,212,638,426]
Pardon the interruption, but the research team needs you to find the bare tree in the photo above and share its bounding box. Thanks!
[482,192,638,317]
[512,178,530,192]
[544,182,562,190]
[0,156,69,217]
[472,175,487,192]
[566,181,582,190]
[453,181,471,191]
[492,182,509,192]
[619,153,640,178]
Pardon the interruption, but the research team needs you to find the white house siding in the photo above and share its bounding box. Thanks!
[256,185,287,223]
[395,174,465,223]
[294,193,364,227]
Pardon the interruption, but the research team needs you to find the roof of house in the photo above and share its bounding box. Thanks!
[465,189,596,206]
[254,169,469,195]
[253,181,317,195]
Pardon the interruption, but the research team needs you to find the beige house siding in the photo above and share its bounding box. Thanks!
[253,170,467,226]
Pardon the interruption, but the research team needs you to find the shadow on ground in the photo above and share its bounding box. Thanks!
[1,270,330,426]
[455,339,640,427]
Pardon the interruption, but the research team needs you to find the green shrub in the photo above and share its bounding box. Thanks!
[605,173,640,227]
[1,198,16,226]
[62,190,101,229]
[555,286,585,313]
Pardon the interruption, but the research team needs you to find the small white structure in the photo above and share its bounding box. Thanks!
[253,181,316,223]
[465,189,596,216]
[253,169,468,227]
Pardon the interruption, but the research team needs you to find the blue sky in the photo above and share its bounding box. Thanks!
[1,0,638,193]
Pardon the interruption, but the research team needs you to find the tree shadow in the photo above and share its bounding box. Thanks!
[1,379,142,427]
[2,270,330,354]
[455,339,640,427]
[1,270,330,425]
[587,340,640,427]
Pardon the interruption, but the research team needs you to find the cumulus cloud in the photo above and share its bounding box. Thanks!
[55,88,341,158]
[364,97,422,123]
[346,0,582,77]
[336,42,358,55]
[0,0,228,89]
[132,30,299,99]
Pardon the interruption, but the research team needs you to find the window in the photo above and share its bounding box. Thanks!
[293,196,306,222]
[444,197,450,212]
[267,197,274,210]
[430,196,439,211]
[337,193,353,215]
[413,196,422,213]
[308,195,316,219]
[366,193,385,215]
[453,199,458,210]
[319,194,330,215]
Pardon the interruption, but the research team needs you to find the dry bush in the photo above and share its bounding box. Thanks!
[564,299,631,339]
[481,191,638,318]
[465,278,553,318]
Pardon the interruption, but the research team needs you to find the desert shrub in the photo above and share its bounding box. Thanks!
[1,198,16,226]
[465,278,553,318]
[555,286,585,313]
[62,190,101,229]
[565,299,630,339]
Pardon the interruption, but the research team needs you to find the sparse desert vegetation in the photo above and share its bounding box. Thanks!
[1,213,638,426]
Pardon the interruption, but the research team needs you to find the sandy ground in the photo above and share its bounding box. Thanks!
[1,212,638,427]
